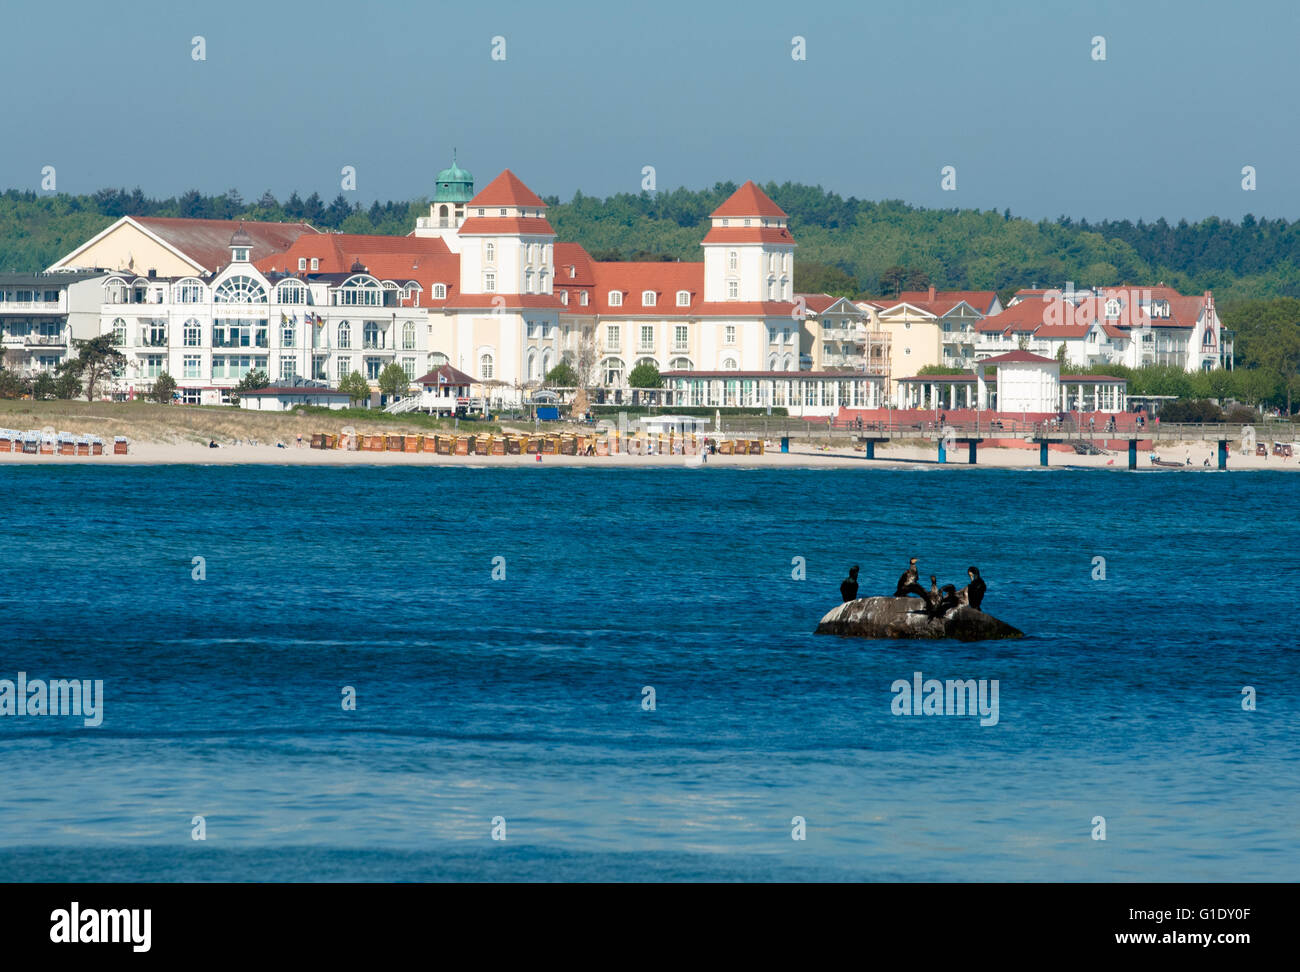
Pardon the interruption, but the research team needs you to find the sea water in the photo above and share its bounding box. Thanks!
[0,465,1295,881]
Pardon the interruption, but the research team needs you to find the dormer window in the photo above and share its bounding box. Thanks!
[298,258,307,272]
[499,208,507,216]
[743,218,751,227]
[233,247,250,263]
[561,290,569,305]
[721,218,729,226]
[642,290,656,307]
[608,291,623,307]
[676,290,690,306]
[432,283,446,299]
[310,258,319,271]
[1105,299,1120,319]
[568,265,576,279]
[477,208,485,216]
[580,292,589,306]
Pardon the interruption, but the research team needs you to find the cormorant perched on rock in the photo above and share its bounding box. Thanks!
[963,566,986,610]
[936,583,962,616]
[895,558,925,597]
[840,565,860,603]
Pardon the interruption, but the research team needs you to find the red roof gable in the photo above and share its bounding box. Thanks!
[895,289,999,316]
[415,364,475,387]
[469,169,547,209]
[980,350,1057,364]
[255,233,460,299]
[710,181,787,219]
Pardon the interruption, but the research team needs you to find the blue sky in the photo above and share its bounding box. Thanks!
[3,0,1295,220]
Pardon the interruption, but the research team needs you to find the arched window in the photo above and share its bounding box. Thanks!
[525,270,534,294]
[214,275,267,303]
[768,353,778,370]
[526,349,538,381]
[541,349,553,376]
[111,318,126,346]
[767,277,775,300]
[337,321,351,349]
[676,290,690,306]
[721,356,739,370]
[183,319,202,347]
[608,291,623,307]
[175,278,205,303]
[669,356,693,371]
[104,279,128,304]
[277,281,305,304]
[402,321,415,350]
[428,351,448,369]
[336,275,381,307]
[603,357,624,386]
[780,277,790,300]
[642,290,656,307]
[782,354,794,371]
[363,321,382,349]
[480,353,494,379]
[432,283,446,299]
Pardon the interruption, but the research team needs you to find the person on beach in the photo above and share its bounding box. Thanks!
[840,566,859,602]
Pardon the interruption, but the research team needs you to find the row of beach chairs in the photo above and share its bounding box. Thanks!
[0,429,127,455]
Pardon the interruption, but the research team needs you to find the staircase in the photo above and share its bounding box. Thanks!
[383,396,421,415]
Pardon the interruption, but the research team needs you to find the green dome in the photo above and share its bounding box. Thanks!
[434,155,474,203]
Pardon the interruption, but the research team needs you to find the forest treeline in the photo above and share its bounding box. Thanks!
[4,182,1300,308]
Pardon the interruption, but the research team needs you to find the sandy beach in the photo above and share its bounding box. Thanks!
[3,438,1295,469]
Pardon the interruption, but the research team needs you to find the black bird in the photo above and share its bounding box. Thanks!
[964,566,986,610]
[840,565,859,603]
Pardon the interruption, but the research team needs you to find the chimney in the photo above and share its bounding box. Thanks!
[927,285,935,302]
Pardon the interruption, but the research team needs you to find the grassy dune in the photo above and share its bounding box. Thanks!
[0,400,505,445]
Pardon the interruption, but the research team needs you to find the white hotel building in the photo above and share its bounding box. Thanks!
[49,162,885,413]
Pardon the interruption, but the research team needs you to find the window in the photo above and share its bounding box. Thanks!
[336,356,352,379]
[310,258,319,271]
[674,325,688,351]
[676,290,690,306]
[214,275,267,303]
[639,325,654,350]
[768,253,777,273]
[525,270,534,294]
[402,321,415,350]
[485,242,495,263]
[725,325,736,345]
[278,282,305,304]
[112,319,126,346]
[363,321,383,349]
[480,353,494,379]
[642,290,656,307]
[104,280,128,304]
[142,355,165,378]
[484,273,496,293]
[727,280,738,299]
[337,280,381,306]
[337,321,351,349]
[366,357,382,380]
[176,280,204,303]
[280,357,297,380]
[783,327,792,344]
[580,292,589,306]
[298,258,307,272]
[728,251,738,271]
[183,319,201,347]
[401,356,416,380]
[527,349,539,381]
[767,278,775,300]
[560,290,569,305]
[312,355,327,380]
[722,356,738,370]
[432,283,446,299]
[282,323,295,348]
[606,324,620,348]
[608,291,623,307]
[144,320,167,347]
[183,355,201,379]
[604,358,624,385]
[669,356,692,371]
[783,252,790,273]
[542,323,553,339]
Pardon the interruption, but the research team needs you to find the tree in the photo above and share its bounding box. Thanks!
[378,362,410,399]
[904,268,931,291]
[544,361,579,387]
[60,335,125,401]
[229,368,268,405]
[0,368,30,399]
[879,265,905,296]
[338,371,372,406]
[628,361,663,388]
[150,372,177,404]
[54,370,82,400]
[796,261,859,298]
[31,371,56,400]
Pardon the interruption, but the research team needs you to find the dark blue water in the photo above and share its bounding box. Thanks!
[1,465,1296,881]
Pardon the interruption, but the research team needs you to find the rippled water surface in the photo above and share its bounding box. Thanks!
[1,465,1295,881]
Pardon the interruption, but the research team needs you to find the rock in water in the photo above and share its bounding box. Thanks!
[814,596,1024,642]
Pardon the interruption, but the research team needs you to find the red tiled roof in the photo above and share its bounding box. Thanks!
[554,243,595,286]
[895,290,1000,315]
[468,169,547,209]
[589,261,704,315]
[700,226,795,245]
[136,217,316,273]
[255,234,460,301]
[415,364,474,386]
[456,216,556,236]
[710,181,788,219]
[979,350,1057,364]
